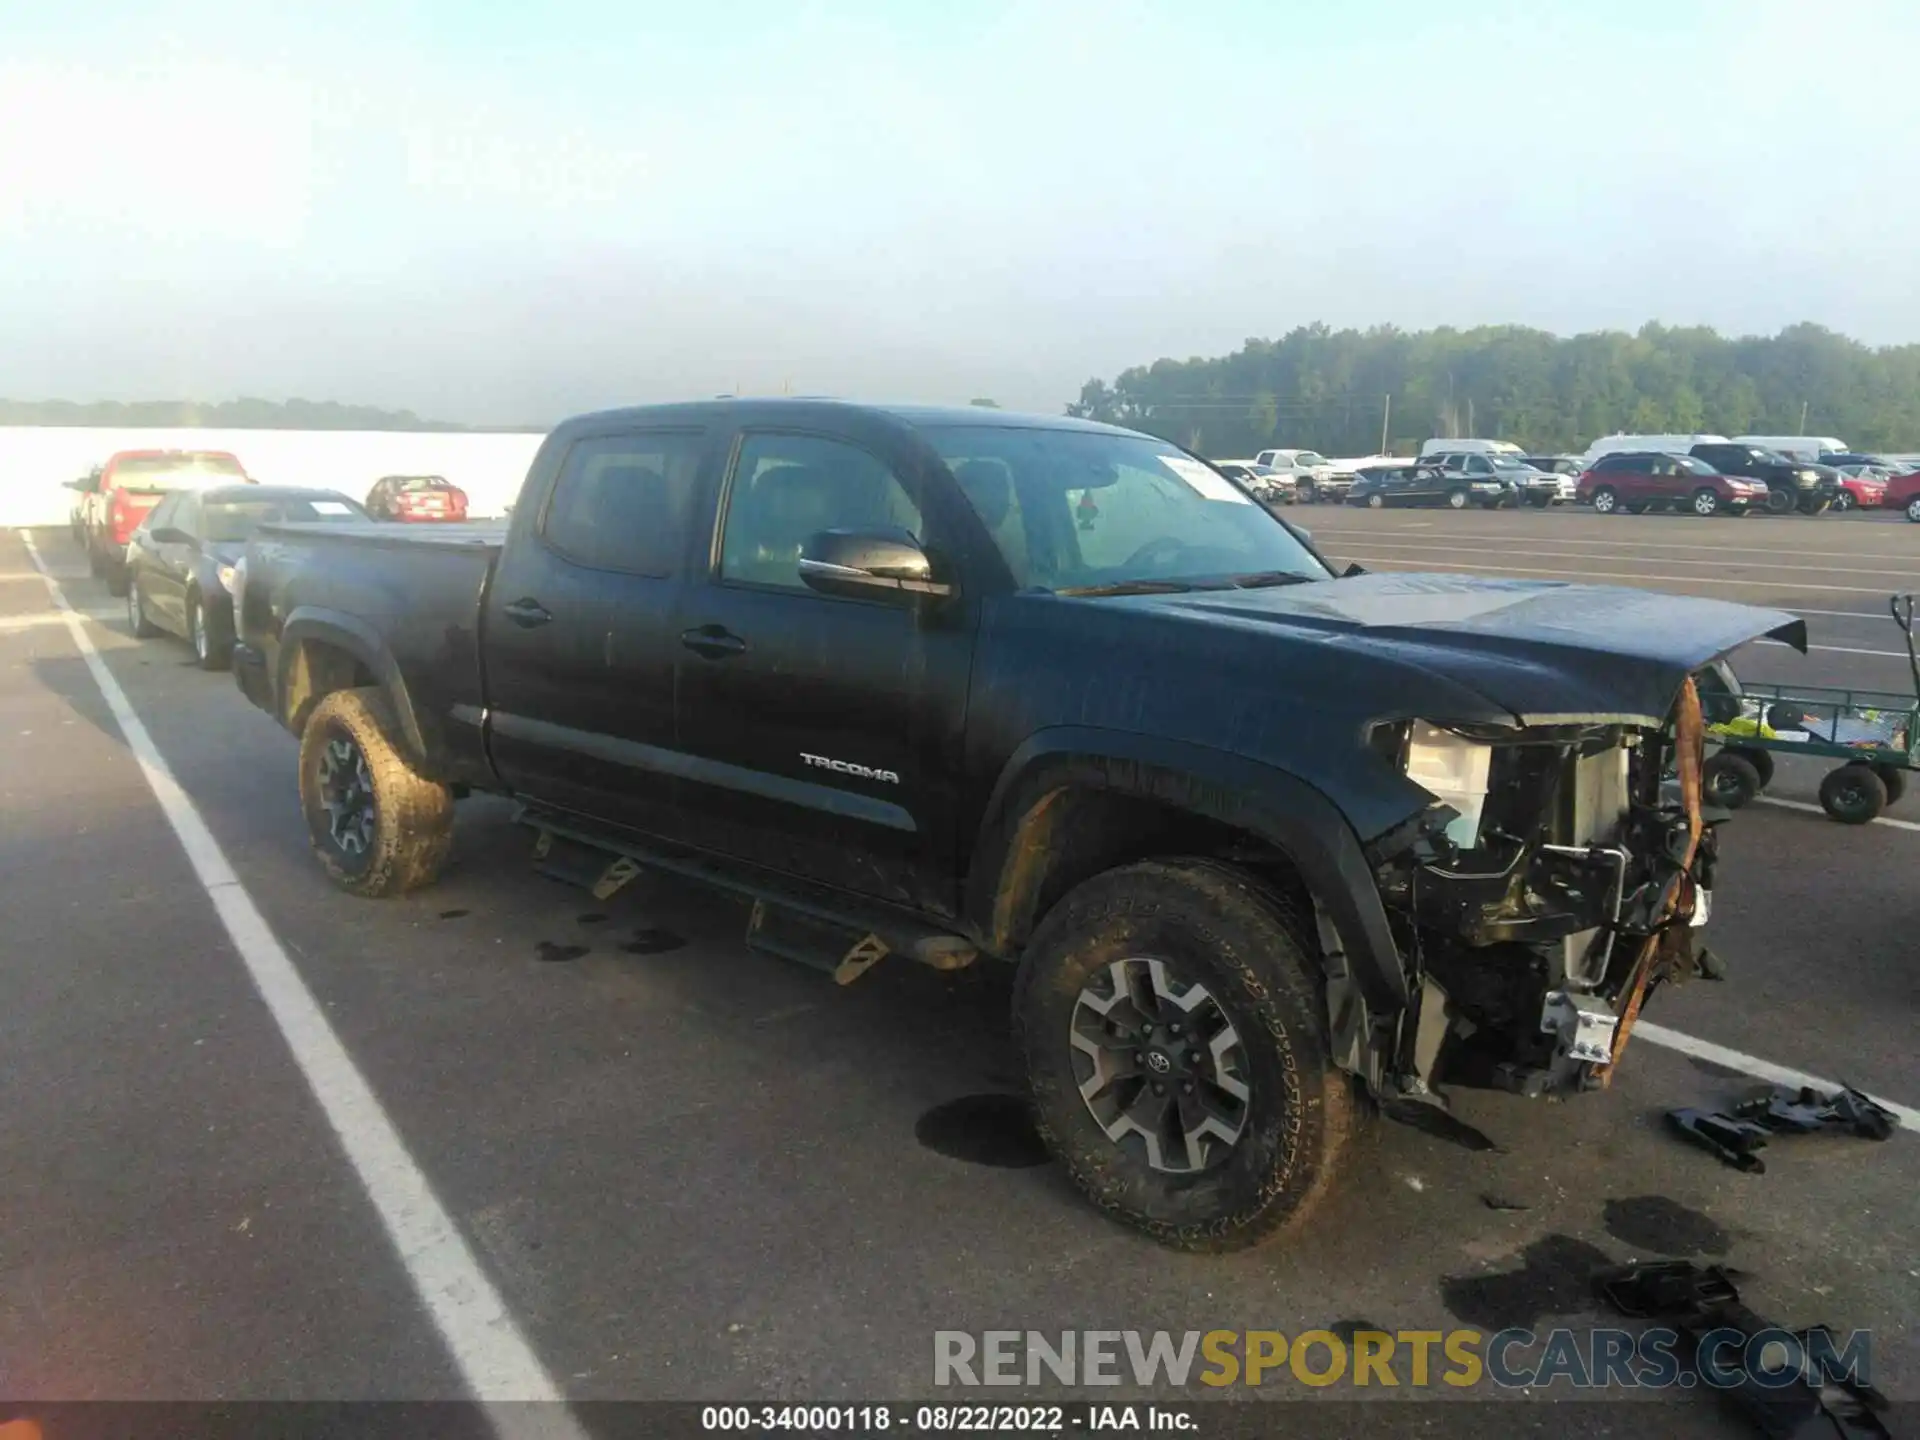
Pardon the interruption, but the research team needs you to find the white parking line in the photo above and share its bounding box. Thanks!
[20,534,585,1438]
[1633,1023,1920,1131]
[1753,794,1920,833]
[1755,639,1910,659]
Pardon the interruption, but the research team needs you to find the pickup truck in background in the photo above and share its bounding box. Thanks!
[82,448,251,594]
[234,400,1805,1250]
[1253,448,1354,503]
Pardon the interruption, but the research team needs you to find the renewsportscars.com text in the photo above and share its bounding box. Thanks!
[933,1328,1871,1391]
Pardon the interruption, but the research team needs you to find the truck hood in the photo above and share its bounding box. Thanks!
[1149,572,1808,728]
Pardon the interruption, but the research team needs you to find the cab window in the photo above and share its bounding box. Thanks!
[719,433,923,592]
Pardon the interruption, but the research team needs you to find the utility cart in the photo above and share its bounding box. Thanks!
[1703,593,1918,824]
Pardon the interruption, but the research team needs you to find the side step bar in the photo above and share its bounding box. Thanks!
[519,807,979,983]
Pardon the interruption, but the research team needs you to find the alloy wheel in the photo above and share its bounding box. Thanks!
[1069,956,1251,1175]
[316,735,378,857]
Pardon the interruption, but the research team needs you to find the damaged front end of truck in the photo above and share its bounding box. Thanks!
[1304,584,1808,1107]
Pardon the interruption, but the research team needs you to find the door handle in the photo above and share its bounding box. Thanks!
[503,597,552,627]
[680,624,748,659]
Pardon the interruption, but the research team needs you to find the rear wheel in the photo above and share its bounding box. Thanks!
[1799,495,1830,515]
[1691,487,1721,517]
[298,687,454,896]
[1819,764,1886,825]
[1590,486,1619,515]
[1872,764,1907,806]
[1014,858,1352,1252]
[1703,752,1761,810]
[1906,496,1920,523]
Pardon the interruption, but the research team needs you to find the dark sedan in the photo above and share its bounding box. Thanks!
[1345,462,1502,509]
[125,485,368,669]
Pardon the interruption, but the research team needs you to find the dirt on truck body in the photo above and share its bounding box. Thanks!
[231,399,1806,1249]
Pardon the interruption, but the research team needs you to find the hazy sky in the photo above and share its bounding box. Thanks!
[4,0,1917,423]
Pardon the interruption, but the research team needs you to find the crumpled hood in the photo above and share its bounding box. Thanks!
[1151,572,1808,728]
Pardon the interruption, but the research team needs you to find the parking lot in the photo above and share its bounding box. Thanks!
[3,511,1917,1433]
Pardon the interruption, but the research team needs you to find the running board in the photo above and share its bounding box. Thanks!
[517,805,979,981]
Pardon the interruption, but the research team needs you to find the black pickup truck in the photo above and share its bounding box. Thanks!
[234,400,1805,1250]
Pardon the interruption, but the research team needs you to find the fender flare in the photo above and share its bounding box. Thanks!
[277,607,429,762]
[967,726,1411,1014]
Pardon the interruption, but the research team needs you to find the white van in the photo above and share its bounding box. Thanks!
[1577,434,1729,468]
[1417,438,1525,459]
[1732,435,1848,463]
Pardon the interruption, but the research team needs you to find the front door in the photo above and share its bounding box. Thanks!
[482,427,717,838]
[671,427,976,914]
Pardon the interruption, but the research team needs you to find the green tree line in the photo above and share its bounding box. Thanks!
[0,396,528,431]
[1066,322,1920,458]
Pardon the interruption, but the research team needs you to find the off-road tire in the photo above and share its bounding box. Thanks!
[1702,752,1761,809]
[1819,764,1886,825]
[1013,858,1353,1252]
[298,686,453,897]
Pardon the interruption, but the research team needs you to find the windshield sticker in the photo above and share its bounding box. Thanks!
[1161,455,1253,504]
[310,501,355,515]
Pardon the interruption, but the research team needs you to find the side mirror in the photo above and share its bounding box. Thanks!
[62,478,93,492]
[797,528,952,603]
[150,526,197,547]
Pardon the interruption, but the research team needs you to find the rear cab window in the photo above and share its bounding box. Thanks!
[109,453,248,491]
[540,432,708,575]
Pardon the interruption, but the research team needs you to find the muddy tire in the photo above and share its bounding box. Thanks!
[1818,764,1886,825]
[1702,752,1761,810]
[298,687,453,896]
[1013,858,1353,1252]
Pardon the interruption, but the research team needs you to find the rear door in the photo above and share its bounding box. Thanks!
[670,424,976,913]
[482,427,718,837]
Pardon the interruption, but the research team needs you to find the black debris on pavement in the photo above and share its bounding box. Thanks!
[437,908,470,920]
[1481,1194,1533,1212]
[576,912,608,925]
[1667,1084,1899,1173]
[1439,1234,1615,1330]
[534,941,589,964]
[1593,1260,1893,1439]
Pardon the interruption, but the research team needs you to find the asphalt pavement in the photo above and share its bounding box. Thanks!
[2,512,1916,1436]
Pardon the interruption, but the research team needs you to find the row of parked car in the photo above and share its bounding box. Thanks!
[65,449,473,599]
[1216,436,1920,520]
[60,449,475,667]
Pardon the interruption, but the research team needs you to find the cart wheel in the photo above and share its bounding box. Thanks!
[1871,764,1907,806]
[1703,752,1762,810]
[1819,764,1887,825]
[1731,747,1775,789]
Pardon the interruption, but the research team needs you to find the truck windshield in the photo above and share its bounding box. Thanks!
[922,426,1331,592]
[1292,452,1328,467]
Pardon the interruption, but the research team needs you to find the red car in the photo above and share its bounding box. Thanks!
[1829,469,1886,512]
[1884,469,1920,523]
[366,474,469,522]
[1575,451,1768,516]
[85,449,250,594]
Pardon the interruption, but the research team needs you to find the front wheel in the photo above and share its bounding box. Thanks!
[1832,491,1856,512]
[1446,488,1469,510]
[1906,496,1920,523]
[1529,493,1552,509]
[1591,487,1619,514]
[1691,487,1721,517]
[1366,493,1384,509]
[1298,484,1317,505]
[1767,488,1795,515]
[1819,764,1886,825]
[187,591,232,672]
[1014,858,1352,1252]
[298,687,454,896]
